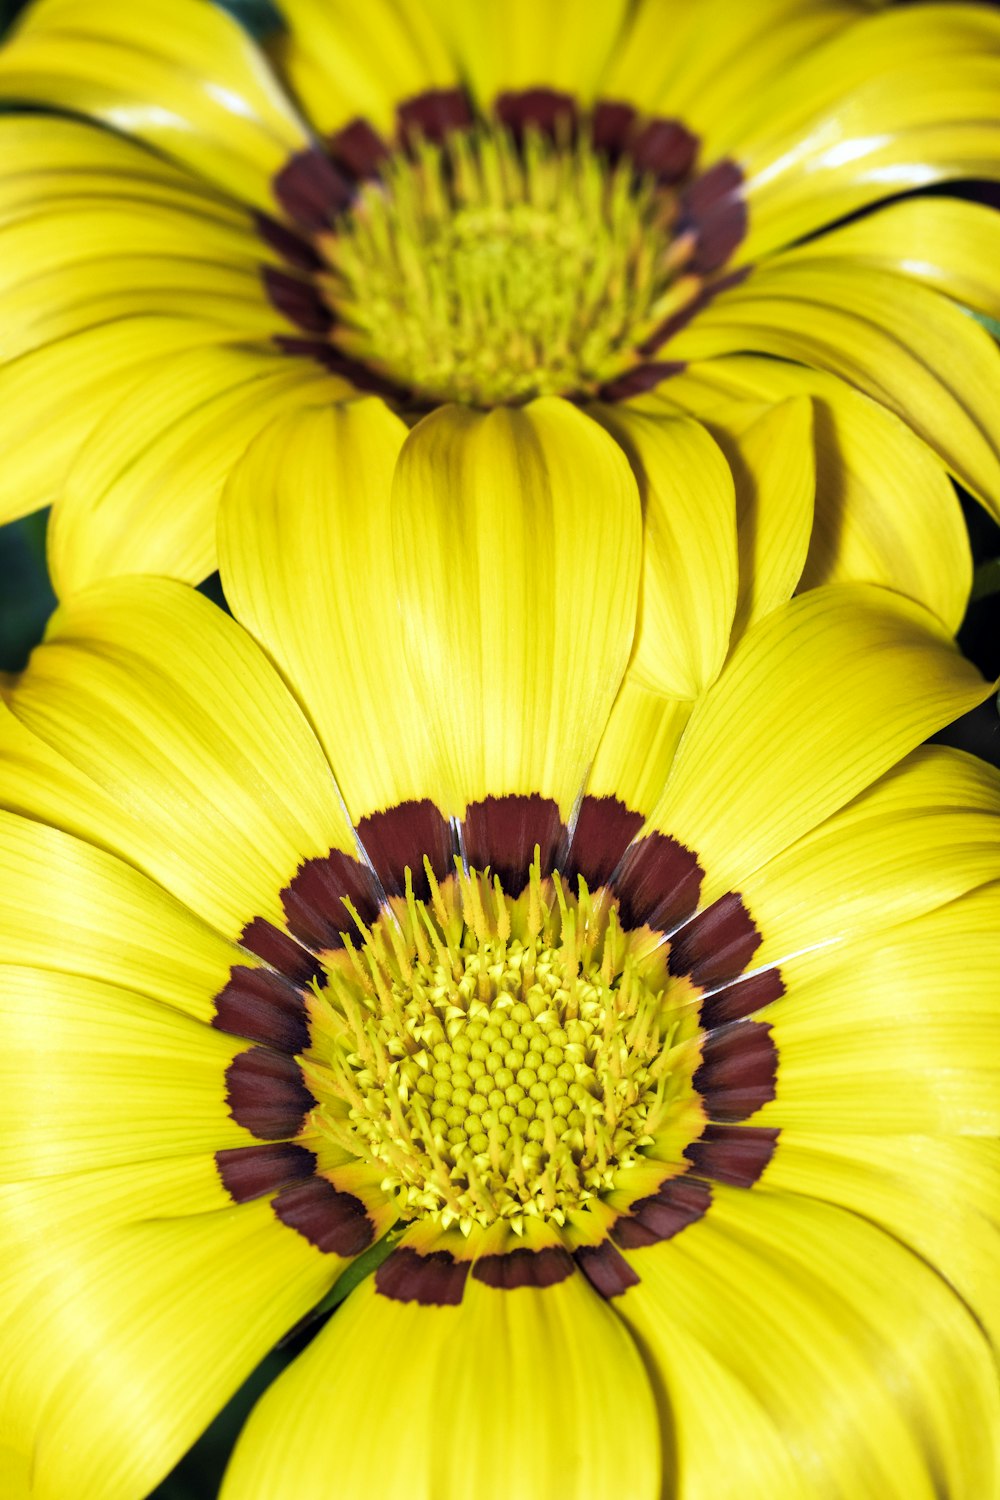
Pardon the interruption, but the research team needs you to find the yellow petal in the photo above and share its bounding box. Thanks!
[0,810,252,1024]
[587,682,692,815]
[0,315,250,528]
[652,585,988,903]
[219,399,430,822]
[660,357,971,630]
[779,195,1000,325]
[0,1165,334,1500]
[590,406,738,700]
[221,1269,659,1500]
[740,743,1000,974]
[620,1187,1000,1500]
[0,966,248,1177]
[761,882,1000,1134]
[700,396,815,640]
[0,0,309,208]
[428,0,631,107]
[50,347,349,593]
[765,1133,1000,1351]
[273,0,456,136]
[671,259,1000,525]
[8,578,358,938]
[390,399,642,819]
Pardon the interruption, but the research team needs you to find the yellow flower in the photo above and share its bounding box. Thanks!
[0,400,997,1499]
[0,0,996,618]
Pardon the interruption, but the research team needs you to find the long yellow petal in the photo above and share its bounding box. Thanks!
[621,1187,1000,1499]
[0,1165,334,1500]
[221,1270,659,1500]
[587,681,692,815]
[760,883,1000,1134]
[220,400,438,823]
[0,314,254,527]
[590,407,738,700]
[0,967,248,1177]
[390,400,642,819]
[652,585,988,903]
[0,811,253,1024]
[740,743,1000,973]
[671,259,1000,522]
[8,579,358,938]
[780,195,1000,324]
[766,1133,1000,1350]
[50,348,349,593]
[425,0,631,107]
[0,0,309,208]
[659,358,971,630]
[274,0,456,137]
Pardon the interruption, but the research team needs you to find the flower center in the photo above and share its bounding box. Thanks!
[304,862,701,1231]
[314,124,699,406]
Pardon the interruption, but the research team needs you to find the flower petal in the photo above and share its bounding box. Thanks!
[651,585,988,903]
[50,347,349,593]
[780,195,1000,325]
[590,407,738,700]
[0,966,248,1178]
[739,743,1000,974]
[274,0,457,136]
[0,1161,335,1500]
[220,1268,659,1500]
[219,399,429,824]
[8,578,358,938]
[760,882,1000,1134]
[660,356,971,631]
[619,1187,1000,1499]
[389,400,642,821]
[669,259,1000,520]
[0,0,309,208]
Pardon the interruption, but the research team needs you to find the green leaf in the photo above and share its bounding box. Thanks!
[213,0,284,39]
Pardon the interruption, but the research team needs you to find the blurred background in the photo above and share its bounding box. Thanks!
[0,0,998,1493]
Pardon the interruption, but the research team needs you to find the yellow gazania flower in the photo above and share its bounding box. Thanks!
[0,399,998,1500]
[0,0,997,622]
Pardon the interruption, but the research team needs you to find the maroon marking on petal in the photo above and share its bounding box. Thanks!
[213,965,310,1054]
[701,967,785,1028]
[598,360,686,401]
[239,916,324,989]
[494,88,578,141]
[355,800,454,900]
[262,267,332,334]
[397,87,473,147]
[567,795,644,890]
[611,832,703,934]
[225,1046,315,1140]
[281,849,382,952]
[216,1141,317,1203]
[462,794,564,894]
[375,1247,470,1305]
[273,1176,375,1256]
[679,160,748,274]
[684,1123,779,1188]
[253,212,323,273]
[274,335,409,399]
[669,891,762,988]
[590,100,637,159]
[328,119,390,180]
[273,146,354,231]
[575,1240,640,1298]
[612,1177,712,1249]
[472,1245,574,1290]
[628,117,698,184]
[694,1020,777,1123]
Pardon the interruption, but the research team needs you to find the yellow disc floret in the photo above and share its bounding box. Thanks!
[303,861,701,1233]
[316,124,699,406]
